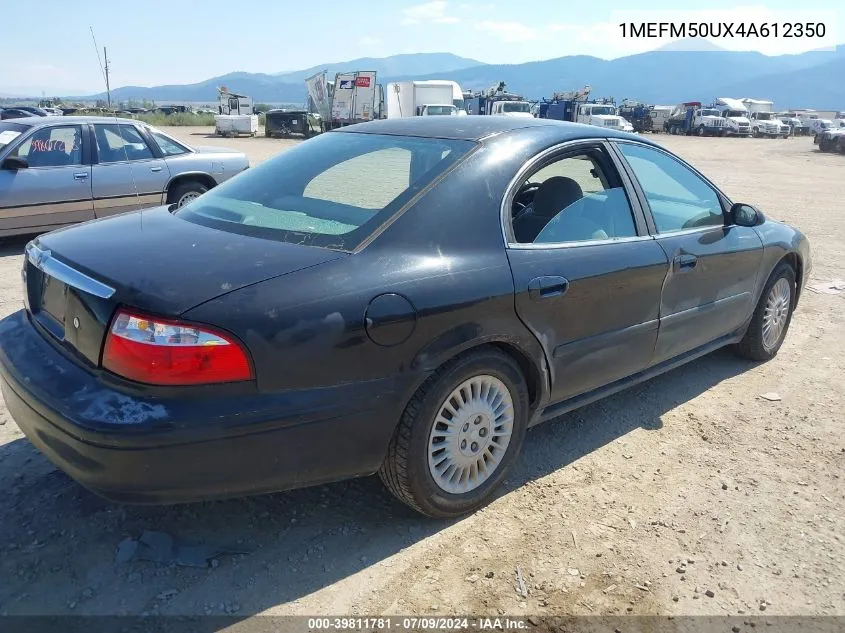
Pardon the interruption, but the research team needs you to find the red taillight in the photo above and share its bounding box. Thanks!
[102,309,253,386]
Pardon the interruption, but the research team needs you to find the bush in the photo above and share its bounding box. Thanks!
[134,112,217,127]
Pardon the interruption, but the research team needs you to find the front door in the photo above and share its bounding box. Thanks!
[614,141,764,365]
[505,142,669,404]
[91,123,170,217]
[0,123,93,234]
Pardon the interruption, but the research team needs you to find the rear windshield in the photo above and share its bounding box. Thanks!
[177,132,474,250]
[0,121,31,151]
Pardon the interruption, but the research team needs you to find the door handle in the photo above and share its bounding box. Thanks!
[73,172,88,180]
[150,166,163,172]
[528,276,569,300]
[674,254,698,270]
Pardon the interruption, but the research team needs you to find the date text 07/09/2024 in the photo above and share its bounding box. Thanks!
[619,22,827,39]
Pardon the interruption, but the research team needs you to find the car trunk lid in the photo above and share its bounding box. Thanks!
[25,206,345,367]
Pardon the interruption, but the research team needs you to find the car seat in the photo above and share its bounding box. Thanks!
[513,176,585,243]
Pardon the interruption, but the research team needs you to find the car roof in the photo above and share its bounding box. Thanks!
[333,116,645,142]
[16,115,145,128]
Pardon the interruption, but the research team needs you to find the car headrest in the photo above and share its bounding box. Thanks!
[532,176,584,219]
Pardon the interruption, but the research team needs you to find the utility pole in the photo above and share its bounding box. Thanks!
[104,47,111,110]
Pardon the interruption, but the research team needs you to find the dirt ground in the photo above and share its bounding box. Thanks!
[0,126,843,620]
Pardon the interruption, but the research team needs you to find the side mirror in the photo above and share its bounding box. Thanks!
[730,203,763,227]
[1,156,28,170]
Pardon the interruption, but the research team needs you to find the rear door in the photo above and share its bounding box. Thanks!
[91,123,170,217]
[613,140,763,364]
[504,141,669,404]
[0,123,94,234]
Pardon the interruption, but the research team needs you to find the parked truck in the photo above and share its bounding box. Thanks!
[665,102,727,136]
[538,86,633,131]
[305,70,384,131]
[619,100,654,133]
[778,112,810,136]
[386,81,464,118]
[214,87,258,137]
[649,105,673,132]
[816,127,845,153]
[713,98,752,137]
[466,82,532,117]
[741,99,790,138]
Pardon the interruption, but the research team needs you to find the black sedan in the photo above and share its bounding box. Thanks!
[0,117,811,518]
[0,108,36,120]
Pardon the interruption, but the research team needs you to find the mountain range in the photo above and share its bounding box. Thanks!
[72,45,845,109]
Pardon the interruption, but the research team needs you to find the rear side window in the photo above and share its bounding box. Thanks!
[177,132,474,250]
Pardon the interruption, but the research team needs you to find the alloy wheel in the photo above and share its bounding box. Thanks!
[762,278,791,351]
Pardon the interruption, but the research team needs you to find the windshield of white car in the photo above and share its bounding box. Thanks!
[502,102,531,113]
[0,121,31,150]
[756,113,774,120]
[725,110,746,118]
[588,106,616,116]
[176,132,475,250]
[700,109,720,117]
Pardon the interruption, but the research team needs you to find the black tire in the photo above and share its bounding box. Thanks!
[837,139,845,155]
[168,180,209,208]
[819,137,831,152]
[735,262,796,362]
[697,125,706,137]
[379,347,529,518]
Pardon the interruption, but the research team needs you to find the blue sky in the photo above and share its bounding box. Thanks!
[0,0,840,94]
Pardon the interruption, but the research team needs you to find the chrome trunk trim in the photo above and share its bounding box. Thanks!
[25,241,116,300]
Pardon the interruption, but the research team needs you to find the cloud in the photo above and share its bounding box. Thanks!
[401,1,460,25]
[476,20,537,43]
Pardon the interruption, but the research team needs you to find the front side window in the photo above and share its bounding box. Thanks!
[150,130,188,156]
[616,142,724,233]
[10,125,82,167]
[176,132,474,250]
[94,124,154,162]
[510,148,638,244]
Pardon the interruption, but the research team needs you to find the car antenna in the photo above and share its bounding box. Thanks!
[90,26,141,214]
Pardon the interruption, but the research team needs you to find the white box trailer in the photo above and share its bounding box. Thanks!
[214,115,258,137]
[386,80,464,119]
[214,88,258,137]
[331,71,378,123]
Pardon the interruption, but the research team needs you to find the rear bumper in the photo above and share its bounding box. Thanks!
[0,310,408,504]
